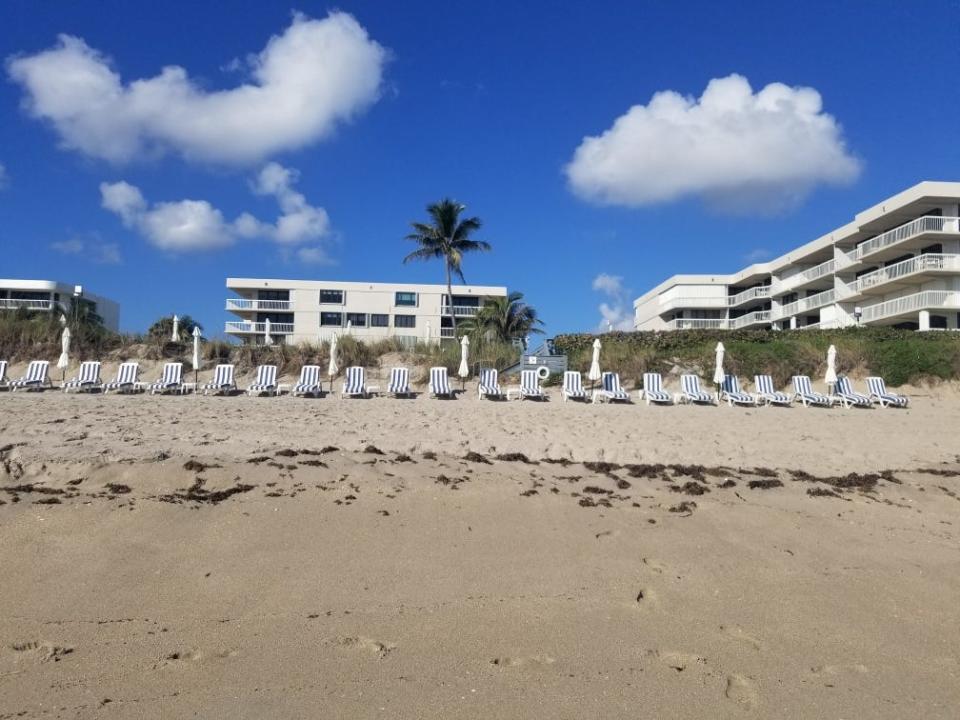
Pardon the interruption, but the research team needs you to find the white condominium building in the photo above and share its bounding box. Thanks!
[0,279,120,331]
[633,181,960,332]
[225,278,508,345]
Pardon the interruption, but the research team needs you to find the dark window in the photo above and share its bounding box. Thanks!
[440,316,454,328]
[448,295,480,307]
[346,312,367,327]
[258,289,290,301]
[320,312,343,327]
[370,314,389,327]
[394,314,416,328]
[395,292,417,307]
[257,313,293,324]
[319,289,344,304]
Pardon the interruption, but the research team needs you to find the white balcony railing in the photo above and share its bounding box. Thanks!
[845,254,960,296]
[225,298,293,312]
[778,289,836,318]
[660,296,730,313]
[860,291,960,323]
[440,327,456,338]
[665,318,729,330]
[225,321,295,334]
[440,305,481,316]
[845,216,960,263]
[727,286,770,307]
[730,310,771,329]
[0,298,61,311]
[777,258,836,292]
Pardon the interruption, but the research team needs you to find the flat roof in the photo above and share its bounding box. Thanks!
[227,278,507,295]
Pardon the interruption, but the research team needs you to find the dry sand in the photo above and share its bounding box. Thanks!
[1,384,959,718]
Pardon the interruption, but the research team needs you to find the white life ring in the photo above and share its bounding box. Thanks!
[536,365,550,380]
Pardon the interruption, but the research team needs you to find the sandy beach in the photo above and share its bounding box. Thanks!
[2,384,959,718]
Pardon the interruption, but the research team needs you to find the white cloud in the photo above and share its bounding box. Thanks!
[592,273,633,331]
[566,74,861,213]
[296,246,332,265]
[51,234,121,264]
[100,163,331,253]
[8,12,386,165]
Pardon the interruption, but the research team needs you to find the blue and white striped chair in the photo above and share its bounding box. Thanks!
[792,375,833,407]
[597,371,630,403]
[562,370,587,402]
[754,375,791,406]
[10,360,51,391]
[387,367,412,397]
[866,376,908,408]
[835,376,872,409]
[247,365,278,396]
[0,360,9,390]
[641,372,672,405]
[478,368,504,400]
[680,374,714,405]
[292,365,323,397]
[105,362,139,393]
[429,367,454,398]
[520,369,546,400]
[149,362,184,394]
[721,374,757,406]
[63,361,102,393]
[202,364,236,395]
[342,366,369,398]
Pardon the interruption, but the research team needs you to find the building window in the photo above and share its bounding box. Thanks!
[320,312,343,327]
[259,289,289,301]
[395,291,417,307]
[394,314,416,328]
[319,289,344,304]
[370,314,389,327]
[346,312,367,327]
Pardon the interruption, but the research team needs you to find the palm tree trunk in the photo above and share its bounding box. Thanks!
[445,258,455,336]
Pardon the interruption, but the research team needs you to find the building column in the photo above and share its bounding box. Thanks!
[919,310,931,331]
[789,316,797,330]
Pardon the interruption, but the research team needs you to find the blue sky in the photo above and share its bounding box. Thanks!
[2,0,958,336]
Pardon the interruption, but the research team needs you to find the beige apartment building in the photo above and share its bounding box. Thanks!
[0,279,120,331]
[225,278,507,345]
[633,181,960,331]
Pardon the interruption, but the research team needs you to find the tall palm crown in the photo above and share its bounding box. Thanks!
[464,292,543,344]
[404,198,491,331]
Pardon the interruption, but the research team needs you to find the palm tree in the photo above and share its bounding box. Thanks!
[462,292,543,345]
[404,198,491,333]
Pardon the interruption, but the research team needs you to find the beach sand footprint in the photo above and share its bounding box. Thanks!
[9,640,74,663]
[333,635,396,660]
[725,674,759,709]
[719,624,763,651]
[648,649,706,673]
[489,653,556,669]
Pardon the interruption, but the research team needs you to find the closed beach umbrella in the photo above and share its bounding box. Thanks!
[458,335,470,388]
[425,320,432,344]
[171,314,180,342]
[713,341,726,402]
[264,318,273,346]
[328,333,339,379]
[588,338,602,391]
[57,325,71,382]
[825,344,838,392]
[191,326,201,387]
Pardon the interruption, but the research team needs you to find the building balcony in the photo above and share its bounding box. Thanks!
[775,259,836,294]
[730,310,772,329]
[225,298,293,312]
[843,216,960,266]
[860,290,960,324]
[440,305,481,316]
[777,289,836,319]
[659,296,730,313]
[840,253,960,299]
[225,321,295,335]
[727,286,770,307]
[665,318,729,330]
[440,327,456,338]
[0,298,63,311]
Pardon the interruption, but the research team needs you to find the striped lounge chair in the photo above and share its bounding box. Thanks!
[341,366,369,398]
[247,365,278,396]
[562,370,587,402]
[149,362,184,394]
[63,361,102,393]
[754,375,791,406]
[519,369,546,400]
[680,374,714,405]
[292,365,323,397]
[792,375,833,407]
[0,360,9,390]
[721,375,757,406]
[387,367,412,397]
[10,360,51,391]
[866,376,908,408]
[478,369,504,400]
[834,376,872,409]
[641,373,672,405]
[202,364,236,395]
[429,367,454,398]
[597,372,630,403]
[105,362,139,393]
